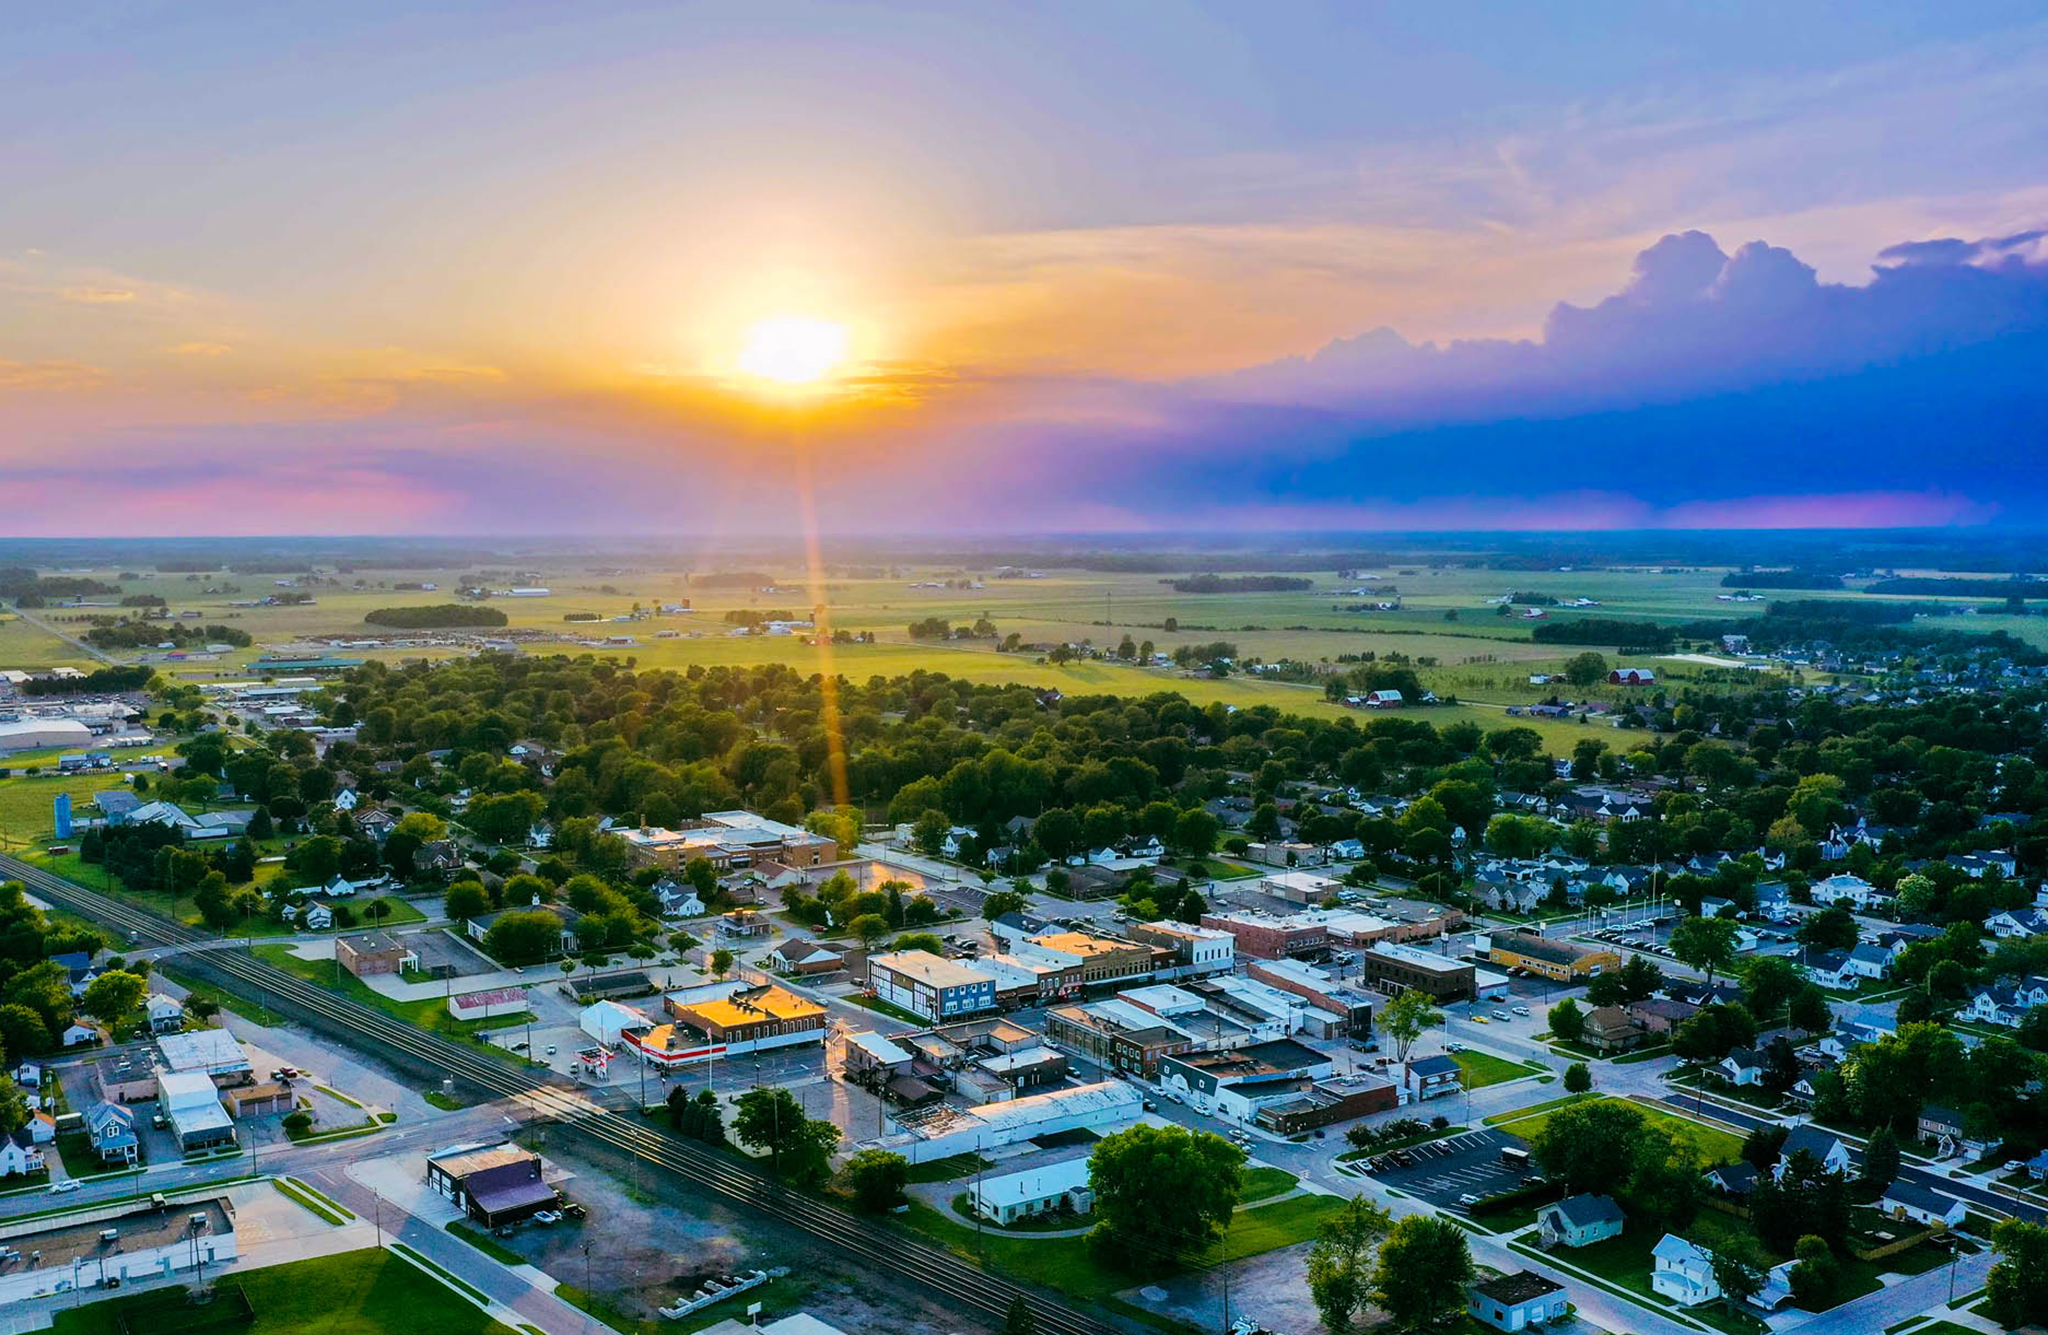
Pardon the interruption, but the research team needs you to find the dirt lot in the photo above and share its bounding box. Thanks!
[1121,1239,1330,1335]
[491,1131,995,1334]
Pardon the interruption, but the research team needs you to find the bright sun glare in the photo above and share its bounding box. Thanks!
[737,316,849,386]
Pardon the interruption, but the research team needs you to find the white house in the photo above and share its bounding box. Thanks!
[1718,1048,1764,1086]
[145,993,185,1034]
[1987,909,2048,940]
[0,1130,46,1179]
[61,1020,105,1047]
[1651,1235,1720,1306]
[1878,1180,1967,1229]
[333,787,360,811]
[1776,1125,1852,1178]
[1811,874,1886,910]
[965,1158,1094,1225]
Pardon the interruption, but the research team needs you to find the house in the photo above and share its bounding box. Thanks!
[1403,1054,1462,1103]
[299,903,333,931]
[1537,1194,1625,1248]
[62,1019,106,1047]
[1776,1125,1851,1178]
[769,937,847,977]
[1705,1161,1759,1199]
[145,992,185,1034]
[24,1111,54,1145]
[651,880,705,918]
[1811,873,1886,910]
[1987,908,2048,939]
[0,1129,45,1179]
[1843,943,1891,980]
[1651,1234,1720,1306]
[1804,951,1859,990]
[85,1101,139,1166]
[1627,998,1698,1036]
[1878,1180,1966,1229]
[357,808,397,841]
[1583,1006,1645,1053]
[1719,1048,1765,1086]
[1917,1106,1967,1143]
[1467,1273,1569,1333]
[332,787,360,811]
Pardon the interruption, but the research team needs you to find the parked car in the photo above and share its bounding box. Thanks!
[1491,1009,1510,1020]
[49,1180,81,1194]
[531,1209,562,1225]
[1511,1006,1530,1016]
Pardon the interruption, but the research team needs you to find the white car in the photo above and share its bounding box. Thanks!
[531,1209,562,1225]
[48,1180,81,1194]
[1511,1006,1531,1016]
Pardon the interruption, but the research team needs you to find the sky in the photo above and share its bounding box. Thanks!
[4,1,2048,536]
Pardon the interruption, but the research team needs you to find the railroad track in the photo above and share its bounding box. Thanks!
[2,854,1124,1335]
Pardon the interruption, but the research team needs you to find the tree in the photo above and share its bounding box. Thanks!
[844,1148,909,1212]
[1562,651,1610,688]
[1788,984,1831,1034]
[1742,955,1805,1023]
[1985,1219,2048,1331]
[1379,989,1442,1063]
[733,1087,839,1182]
[1670,915,1741,989]
[1087,1124,1245,1267]
[1860,1126,1901,1186]
[1171,807,1220,857]
[849,914,889,950]
[709,947,735,978]
[444,881,491,923]
[80,969,147,1027]
[912,809,951,857]
[981,889,1027,923]
[1306,1196,1392,1334]
[1563,1061,1592,1094]
[1741,1124,1788,1171]
[1530,1098,1648,1192]
[1797,907,1858,953]
[1709,1236,1769,1316]
[1548,996,1585,1043]
[1789,1235,1840,1310]
[665,1087,724,1144]
[1371,1215,1472,1331]
[1001,1298,1037,1335]
[481,909,563,964]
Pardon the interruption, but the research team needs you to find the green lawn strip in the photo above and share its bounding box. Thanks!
[1883,1318,1928,1334]
[424,1089,468,1111]
[1905,1324,1979,1335]
[1452,1049,1543,1087]
[49,1248,516,1335]
[249,943,535,1062]
[274,1174,355,1223]
[316,1083,365,1108]
[846,993,926,1025]
[903,1152,993,1183]
[446,1220,526,1265]
[288,1120,386,1145]
[364,896,427,925]
[392,1242,494,1308]
[1612,1044,1675,1065]
[1239,1165,1298,1203]
[554,1282,662,1335]
[158,963,287,1028]
[1336,1125,1469,1161]
[1483,1092,1597,1126]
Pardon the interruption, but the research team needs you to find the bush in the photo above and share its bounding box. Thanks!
[283,1110,314,1134]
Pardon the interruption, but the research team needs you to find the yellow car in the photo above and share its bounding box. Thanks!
[1470,1015,1490,1024]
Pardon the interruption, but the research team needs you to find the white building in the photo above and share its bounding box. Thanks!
[158,1070,236,1153]
[580,1000,654,1046]
[883,1081,1142,1164]
[1651,1234,1721,1306]
[965,1157,1094,1225]
[0,1198,235,1304]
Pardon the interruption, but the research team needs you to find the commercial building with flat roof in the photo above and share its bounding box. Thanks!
[1487,930,1621,981]
[1200,910,1328,960]
[0,1197,233,1304]
[1124,921,1234,978]
[1247,957,1377,1038]
[867,951,996,1021]
[1043,998,1195,1076]
[1361,941,1475,1000]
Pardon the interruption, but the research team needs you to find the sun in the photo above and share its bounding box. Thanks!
[736,316,849,386]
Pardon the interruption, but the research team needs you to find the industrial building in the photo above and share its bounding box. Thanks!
[0,1197,234,1304]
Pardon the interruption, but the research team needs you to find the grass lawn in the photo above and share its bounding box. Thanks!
[274,1175,354,1224]
[1490,1096,1744,1164]
[1906,1324,1979,1335]
[904,1152,993,1184]
[250,943,536,1061]
[1453,1049,1543,1088]
[50,1248,514,1335]
[846,993,926,1025]
[899,1188,1345,1305]
[1240,1166,1298,1203]
[1534,1218,1767,1335]
[1484,1092,1596,1126]
[448,1220,526,1265]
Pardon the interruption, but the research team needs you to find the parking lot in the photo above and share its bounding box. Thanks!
[1364,1128,1535,1209]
